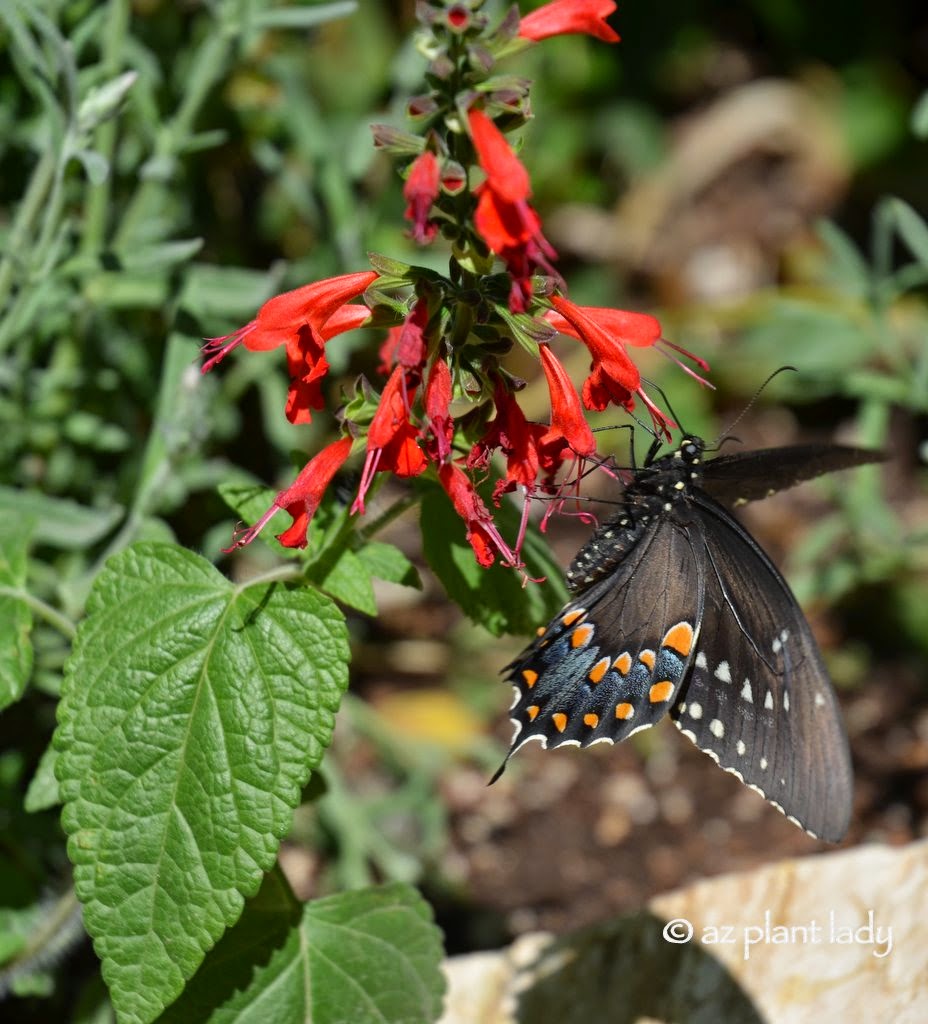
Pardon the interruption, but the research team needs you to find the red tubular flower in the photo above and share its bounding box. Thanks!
[352,367,427,514]
[537,343,597,461]
[518,0,620,43]
[404,151,441,244]
[547,294,672,431]
[438,463,518,568]
[226,436,354,551]
[201,270,378,424]
[468,109,559,312]
[424,357,454,462]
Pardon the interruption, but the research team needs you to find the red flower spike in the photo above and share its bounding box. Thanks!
[352,367,427,515]
[518,0,620,43]
[225,436,354,552]
[425,357,454,463]
[468,109,560,312]
[438,463,518,569]
[537,343,597,459]
[404,151,441,244]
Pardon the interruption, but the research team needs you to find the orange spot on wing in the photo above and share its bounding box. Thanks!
[639,650,656,670]
[588,658,610,684]
[571,625,593,648]
[649,680,674,703]
[526,705,540,721]
[536,626,546,637]
[662,622,694,656]
[552,712,568,732]
[615,703,634,720]
[521,669,538,688]
[562,609,585,627]
[584,713,599,728]
[614,653,632,675]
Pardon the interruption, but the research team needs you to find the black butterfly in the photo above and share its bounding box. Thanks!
[495,434,884,842]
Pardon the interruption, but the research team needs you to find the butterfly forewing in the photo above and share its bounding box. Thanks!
[503,517,703,759]
[701,445,883,507]
[668,493,852,840]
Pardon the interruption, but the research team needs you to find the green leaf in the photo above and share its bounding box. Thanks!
[314,548,378,615]
[0,520,35,710]
[24,743,60,812]
[0,488,122,550]
[887,197,928,270]
[56,543,349,1024]
[814,219,871,297]
[356,541,422,588]
[912,90,928,139]
[254,1,359,30]
[159,871,446,1024]
[420,484,567,637]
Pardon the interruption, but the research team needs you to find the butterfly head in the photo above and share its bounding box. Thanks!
[676,437,705,466]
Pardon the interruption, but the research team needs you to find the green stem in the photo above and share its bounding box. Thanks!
[0,149,57,314]
[0,586,77,640]
[233,563,305,593]
[358,492,419,541]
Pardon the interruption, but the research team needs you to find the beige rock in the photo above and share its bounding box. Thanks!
[441,840,926,1023]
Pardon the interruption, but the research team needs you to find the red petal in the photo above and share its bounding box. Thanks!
[273,437,354,548]
[538,344,596,456]
[468,109,531,202]
[519,0,619,43]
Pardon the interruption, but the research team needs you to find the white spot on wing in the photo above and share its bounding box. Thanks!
[760,757,768,770]
[709,718,725,739]
[736,739,746,756]
[695,651,708,670]
[764,690,774,710]
[783,691,790,712]
[714,660,731,683]
[741,679,753,703]
[814,692,826,707]
[689,701,703,720]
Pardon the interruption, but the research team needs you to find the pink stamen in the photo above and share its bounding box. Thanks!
[350,447,383,516]
[655,340,714,389]
[201,322,257,373]
[658,336,711,373]
[222,504,279,552]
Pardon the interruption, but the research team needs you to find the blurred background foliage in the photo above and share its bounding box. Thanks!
[1,0,927,1010]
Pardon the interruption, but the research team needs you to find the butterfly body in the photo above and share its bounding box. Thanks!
[500,435,882,842]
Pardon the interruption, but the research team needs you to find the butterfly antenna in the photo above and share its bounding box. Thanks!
[640,377,685,436]
[714,366,798,446]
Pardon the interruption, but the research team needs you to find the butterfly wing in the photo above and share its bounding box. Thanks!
[702,445,883,507]
[670,493,853,841]
[499,516,705,773]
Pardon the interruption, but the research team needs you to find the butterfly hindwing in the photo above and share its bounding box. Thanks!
[670,493,853,841]
[503,516,704,759]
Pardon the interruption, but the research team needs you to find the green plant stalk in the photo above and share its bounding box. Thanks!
[113,20,238,250]
[80,0,132,257]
